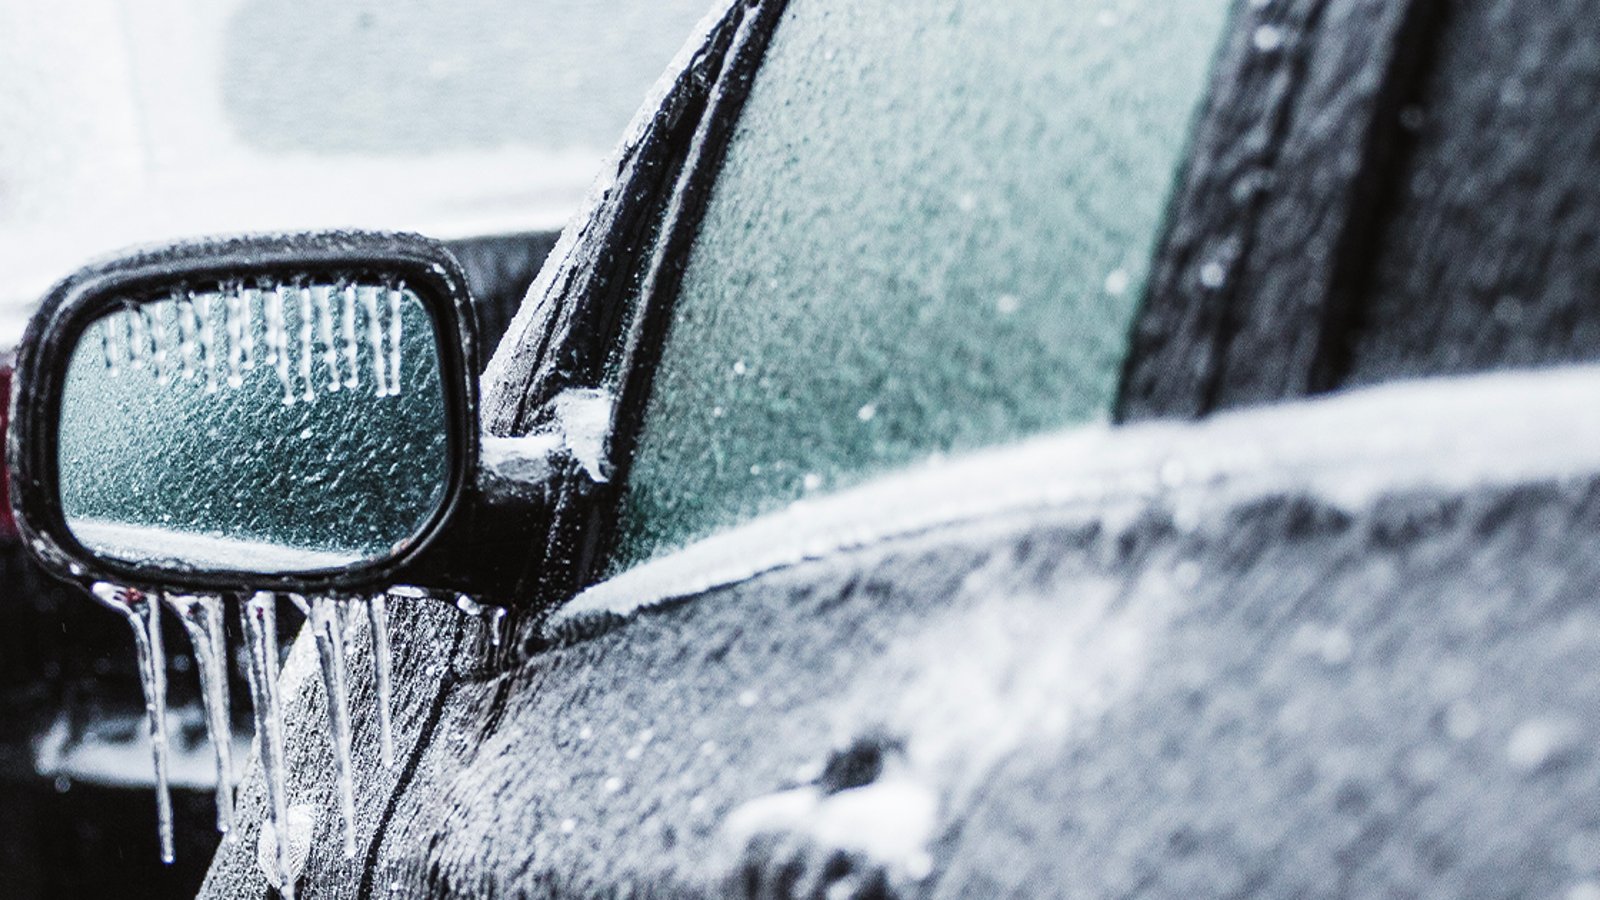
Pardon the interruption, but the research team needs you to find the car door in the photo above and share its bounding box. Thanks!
[196,0,1600,896]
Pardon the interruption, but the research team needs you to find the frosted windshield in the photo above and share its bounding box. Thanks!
[57,284,449,571]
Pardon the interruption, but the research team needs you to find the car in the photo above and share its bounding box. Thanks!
[11,0,1600,897]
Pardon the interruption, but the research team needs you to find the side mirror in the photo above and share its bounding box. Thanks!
[8,231,480,596]
[3,232,554,883]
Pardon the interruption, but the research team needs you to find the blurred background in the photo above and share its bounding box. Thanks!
[0,0,711,895]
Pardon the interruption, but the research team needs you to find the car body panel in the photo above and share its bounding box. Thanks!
[201,364,1600,896]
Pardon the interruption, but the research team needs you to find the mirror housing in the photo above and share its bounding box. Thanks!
[5,231,509,598]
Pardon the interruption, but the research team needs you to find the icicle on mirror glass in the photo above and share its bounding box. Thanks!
[57,282,450,573]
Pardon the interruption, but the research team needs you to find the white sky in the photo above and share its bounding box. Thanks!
[0,0,710,345]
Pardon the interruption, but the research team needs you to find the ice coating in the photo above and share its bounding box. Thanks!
[242,592,296,900]
[164,591,236,834]
[62,283,450,573]
[307,595,359,857]
[90,582,176,864]
[368,593,396,768]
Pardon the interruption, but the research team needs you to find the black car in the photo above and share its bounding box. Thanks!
[11,0,1600,897]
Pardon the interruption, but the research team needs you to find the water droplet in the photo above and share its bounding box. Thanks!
[857,403,878,422]
[803,473,823,491]
[1104,268,1131,295]
[602,776,624,793]
[1507,717,1577,773]
[1199,260,1228,290]
[737,689,759,708]
[995,294,1021,315]
[1252,24,1284,52]
[731,359,748,377]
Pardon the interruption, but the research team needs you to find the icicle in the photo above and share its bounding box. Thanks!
[359,286,388,398]
[242,592,296,900]
[340,284,360,391]
[368,594,395,768]
[197,292,221,394]
[164,592,235,835]
[128,306,151,371]
[101,317,117,374]
[111,309,132,374]
[296,287,316,404]
[224,288,246,388]
[91,583,175,863]
[312,286,341,394]
[239,287,258,371]
[149,302,171,386]
[385,286,404,398]
[264,286,284,367]
[305,596,359,857]
[177,294,200,381]
[269,287,294,404]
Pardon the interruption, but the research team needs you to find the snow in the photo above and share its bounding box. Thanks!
[720,777,939,887]
[479,387,616,488]
[556,364,1600,630]
[70,518,362,572]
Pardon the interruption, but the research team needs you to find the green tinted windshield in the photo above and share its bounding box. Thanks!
[611,0,1233,571]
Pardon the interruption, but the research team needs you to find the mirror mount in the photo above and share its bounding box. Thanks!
[395,386,615,608]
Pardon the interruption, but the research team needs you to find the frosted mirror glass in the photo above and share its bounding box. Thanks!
[57,282,450,573]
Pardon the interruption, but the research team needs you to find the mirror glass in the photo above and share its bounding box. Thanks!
[57,281,451,573]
